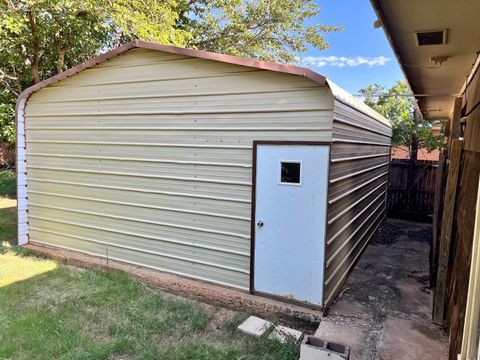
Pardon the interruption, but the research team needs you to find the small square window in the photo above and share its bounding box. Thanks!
[280,161,301,184]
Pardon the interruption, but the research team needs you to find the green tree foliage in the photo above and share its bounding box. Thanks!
[0,0,341,145]
[182,0,341,63]
[359,80,445,158]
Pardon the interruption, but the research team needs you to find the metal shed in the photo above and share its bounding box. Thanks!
[16,40,391,308]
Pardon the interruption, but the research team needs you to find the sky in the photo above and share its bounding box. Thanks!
[298,0,404,94]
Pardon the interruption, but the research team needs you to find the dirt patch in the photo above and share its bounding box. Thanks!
[370,221,403,245]
[206,307,237,331]
[24,243,323,324]
[342,279,402,322]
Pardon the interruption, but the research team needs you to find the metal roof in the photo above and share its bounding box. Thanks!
[327,79,391,127]
[17,40,390,127]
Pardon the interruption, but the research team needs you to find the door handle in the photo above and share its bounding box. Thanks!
[257,221,264,227]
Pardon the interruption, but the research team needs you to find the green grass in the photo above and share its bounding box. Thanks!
[0,258,299,360]
[0,185,300,359]
[0,169,16,198]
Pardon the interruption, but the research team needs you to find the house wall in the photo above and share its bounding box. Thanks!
[22,48,334,290]
[323,99,392,305]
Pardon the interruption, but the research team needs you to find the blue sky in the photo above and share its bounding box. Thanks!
[299,0,404,94]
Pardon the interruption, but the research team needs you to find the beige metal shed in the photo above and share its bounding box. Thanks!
[16,40,391,307]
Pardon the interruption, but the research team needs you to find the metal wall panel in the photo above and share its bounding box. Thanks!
[324,99,392,305]
[24,48,334,290]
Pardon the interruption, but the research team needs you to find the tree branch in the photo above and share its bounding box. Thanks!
[27,10,41,84]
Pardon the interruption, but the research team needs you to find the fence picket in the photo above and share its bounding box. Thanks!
[387,158,438,222]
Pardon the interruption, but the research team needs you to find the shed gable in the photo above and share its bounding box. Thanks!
[22,48,334,290]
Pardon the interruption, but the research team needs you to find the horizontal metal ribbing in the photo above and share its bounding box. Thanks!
[328,171,389,204]
[27,178,251,204]
[26,108,330,117]
[333,116,392,138]
[26,126,331,131]
[81,55,193,69]
[29,226,249,274]
[29,239,249,291]
[27,140,251,149]
[29,190,250,221]
[334,98,391,130]
[332,139,392,146]
[28,88,323,104]
[326,191,386,246]
[330,152,390,163]
[28,203,250,239]
[329,162,389,184]
[28,218,248,257]
[26,165,252,186]
[49,69,261,88]
[323,211,384,304]
[325,201,385,272]
[26,153,251,168]
[327,181,387,225]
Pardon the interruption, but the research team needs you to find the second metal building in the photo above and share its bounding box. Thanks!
[17,40,392,307]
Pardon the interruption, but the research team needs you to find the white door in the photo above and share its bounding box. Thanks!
[253,144,329,305]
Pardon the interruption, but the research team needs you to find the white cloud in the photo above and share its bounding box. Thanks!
[297,55,391,68]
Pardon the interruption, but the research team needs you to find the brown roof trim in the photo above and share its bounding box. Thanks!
[137,41,327,85]
[16,39,327,108]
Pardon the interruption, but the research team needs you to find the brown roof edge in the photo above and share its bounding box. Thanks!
[136,40,327,85]
[16,39,327,110]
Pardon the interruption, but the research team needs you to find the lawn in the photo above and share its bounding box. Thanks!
[0,169,16,198]
[0,170,300,360]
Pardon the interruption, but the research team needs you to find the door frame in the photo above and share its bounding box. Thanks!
[249,140,332,295]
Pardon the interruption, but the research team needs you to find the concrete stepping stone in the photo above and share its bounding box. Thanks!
[269,324,303,343]
[237,315,272,337]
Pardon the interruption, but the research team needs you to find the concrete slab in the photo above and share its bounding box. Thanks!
[377,316,448,360]
[315,320,369,360]
[238,315,272,337]
[317,219,449,359]
[269,324,303,343]
[328,298,369,321]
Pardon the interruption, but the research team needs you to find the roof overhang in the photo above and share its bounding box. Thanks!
[370,0,480,120]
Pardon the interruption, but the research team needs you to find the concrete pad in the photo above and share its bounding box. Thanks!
[328,298,369,320]
[269,325,303,343]
[377,316,448,360]
[238,316,272,337]
[315,321,369,360]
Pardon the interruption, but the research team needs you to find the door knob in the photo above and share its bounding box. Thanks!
[257,221,264,227]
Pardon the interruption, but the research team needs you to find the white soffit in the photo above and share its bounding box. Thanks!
[371,0,480,120]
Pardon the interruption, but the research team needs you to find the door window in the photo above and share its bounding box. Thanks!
[279,161,302,185]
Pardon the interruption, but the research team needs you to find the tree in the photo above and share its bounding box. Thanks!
[359,80,445,160]
[181,0,341,63]
[0,0,341,146]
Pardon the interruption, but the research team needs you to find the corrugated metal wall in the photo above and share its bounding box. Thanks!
[24,48,334,290]
[323,99,392,305]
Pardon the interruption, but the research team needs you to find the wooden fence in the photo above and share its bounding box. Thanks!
[387,158,439,222]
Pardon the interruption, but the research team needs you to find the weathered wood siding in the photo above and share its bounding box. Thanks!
[23,48,334,290]
[446,65,480,360]
[323,99,392,305]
